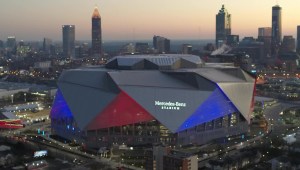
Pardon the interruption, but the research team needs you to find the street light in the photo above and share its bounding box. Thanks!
[24,93,27,102]
[11,94,14,104]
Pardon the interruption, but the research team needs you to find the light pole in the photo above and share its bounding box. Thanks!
[11,94,14,104]
[24,93,27,102]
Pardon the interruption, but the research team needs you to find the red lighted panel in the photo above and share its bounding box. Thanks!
[86,91,154,130]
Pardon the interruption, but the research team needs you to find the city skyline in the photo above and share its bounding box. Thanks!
[0,0,299,41]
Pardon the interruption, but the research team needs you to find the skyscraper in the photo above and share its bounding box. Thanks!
[216,5,231,48]
[281,36,295,52]
[271,5,282,55]
[62,25,75,58]
[258,27,272,57]
[0,40,4,48]
[297,26,300,53]
[258,27,272,37]
[153,35,170,54]
[43,38,52,54]
[226,35,239,47]
[92,7,102,57]
[6,36,16,49]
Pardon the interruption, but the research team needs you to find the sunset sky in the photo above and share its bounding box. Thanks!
[0,0,299,41]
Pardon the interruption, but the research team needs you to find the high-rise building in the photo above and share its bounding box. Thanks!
[236,37,265,62]
[258,27,272,37]
[43,38,52,54]
[148,145,170,170]
[0,40,4,48]
[226,35,239,47]
[18,40,25,47]
[62,25,75,58]
[153,35,170,53]
[6,36,16,49]
[216,5,231,48]
[297,26,300,53]
[17,44,30,57]
[258,27,272,58]
[75,46,83,59]
[281,36,295,52]
[271,5,282,55]
[92,7,102,57]
[182,44,192,54]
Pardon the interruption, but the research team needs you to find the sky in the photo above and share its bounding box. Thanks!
[0,0,299,41]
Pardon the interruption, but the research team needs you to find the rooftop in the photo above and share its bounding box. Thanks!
[105,54,204,70]
[92,7,101,18]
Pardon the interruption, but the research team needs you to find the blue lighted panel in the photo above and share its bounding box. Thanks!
[177,87,238,132]
[50,89,73,119]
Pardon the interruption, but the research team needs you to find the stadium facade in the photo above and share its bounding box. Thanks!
[50,54,255,148]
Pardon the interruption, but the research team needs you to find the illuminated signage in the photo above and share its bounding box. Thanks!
[155,101,186,110]
[33,150,48,158]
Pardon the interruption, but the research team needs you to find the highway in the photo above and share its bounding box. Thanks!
[0,120,143,170]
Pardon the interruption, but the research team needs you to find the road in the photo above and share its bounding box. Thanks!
[3,100,298,170]
[198,100,299,168]
[1,121,143,170]
[264,102,296,123]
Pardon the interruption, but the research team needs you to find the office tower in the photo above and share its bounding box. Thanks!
[237,37,265,62]
[204,43,215,52]
[43,38,52,54]
[6,36,16,49]
[153,36,157,49]
[153,35,170,54]
[92,7,102,57]
[216,5,231,48]
[182,44,192,54]
[226,35,239,47]
[297,26,300,53]
[281,36,295,52]
[62,25,75,58]
[258,27,272,57]
[50,45,56,56]
[258,27,272,37]
[81,43,89,58]
[18,40,25,47]
[75,46,83,58]
[271,5,282,55]
[0,40,3,48]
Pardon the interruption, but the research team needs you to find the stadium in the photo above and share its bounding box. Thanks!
[50,54,255,148]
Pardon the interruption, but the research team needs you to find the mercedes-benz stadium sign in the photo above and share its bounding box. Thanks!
[154,101,187,110]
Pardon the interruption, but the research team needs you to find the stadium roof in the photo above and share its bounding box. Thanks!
[105,54,204,70]
[53,54,255,133]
